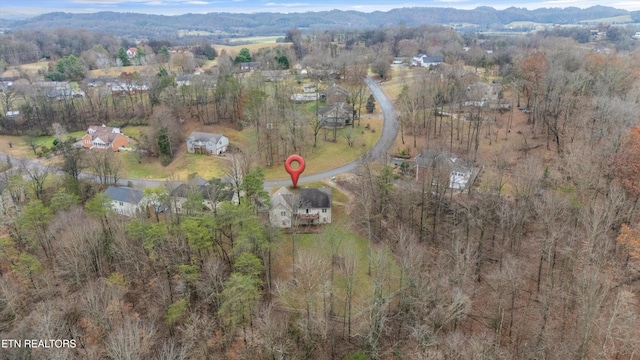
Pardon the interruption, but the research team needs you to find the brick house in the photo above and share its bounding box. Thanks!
[81,125,130,151]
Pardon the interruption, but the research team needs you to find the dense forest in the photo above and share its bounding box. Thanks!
[1,16,640,360]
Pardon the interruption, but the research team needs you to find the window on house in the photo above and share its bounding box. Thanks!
[322,208,327,213]
[280,211,286,217]
[119,201,123,206]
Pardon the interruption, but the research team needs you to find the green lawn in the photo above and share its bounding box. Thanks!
[228,36,282,44]
[32,131,86,148]
[122,125,145,141]
[119,151,227,181]
[261,120,382,180]
[579,15,632,24]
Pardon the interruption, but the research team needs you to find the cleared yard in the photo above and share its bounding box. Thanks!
[271,188,401,321]
[260,118,382,180]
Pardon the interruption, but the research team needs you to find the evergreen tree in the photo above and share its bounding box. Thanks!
[366,94,376,113]
[234,48,252,63]
[118,48,131,66]
[157,126,172,165]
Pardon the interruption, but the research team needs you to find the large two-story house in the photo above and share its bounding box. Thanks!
[270,187,332,228]
[104,186,146,216]
[81,125,130,151]
[186,132,229,155]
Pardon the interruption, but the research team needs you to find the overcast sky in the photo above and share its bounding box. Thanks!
[1,0,639,17]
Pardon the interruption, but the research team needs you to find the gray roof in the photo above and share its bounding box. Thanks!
[318,102,353,116]
[171,183,233,202]
[415,149,470,172]
[271,187,332,210]
[323,84,349,96]
[421,56,443,63]
[188,131,225,143]
[299,188,332,208]
[104,186,144,204]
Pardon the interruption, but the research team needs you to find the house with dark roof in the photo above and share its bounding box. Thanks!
[270,187,332,228]
[111,81,149,96]
[414,149,478,191]
[322,84,349,105]
[411,54,444,68]
[34,81,73,100]
[318,102,354,128]
[186,131,229,155]
[104,186,145,216]
[81,124,130,151]
[170,183,235,213]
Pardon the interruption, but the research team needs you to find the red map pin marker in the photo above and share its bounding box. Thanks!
[285,154,305,188]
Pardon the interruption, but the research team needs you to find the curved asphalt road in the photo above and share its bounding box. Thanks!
[1,77,397,190]
[263,77,398,189]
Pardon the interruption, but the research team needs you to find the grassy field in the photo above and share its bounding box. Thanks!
[260,118,382,180]
[579,15,632,24]
[119,151,227,180]
[213,42,288,58]
[88,65,152,78]
[1,61,48,78]
[228,36,282,44]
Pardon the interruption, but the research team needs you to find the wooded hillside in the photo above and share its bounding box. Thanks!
[1,20,640,359]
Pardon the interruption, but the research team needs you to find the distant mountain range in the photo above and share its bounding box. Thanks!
[2,6,639,40]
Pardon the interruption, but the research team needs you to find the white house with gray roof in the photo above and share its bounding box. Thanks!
[104,186,145,216]
[270,187,332,228]
[186,131,229,155]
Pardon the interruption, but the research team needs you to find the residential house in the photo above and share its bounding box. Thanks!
[126,47,138,58]
[186,131,229,155]
[414,149,476,190]
[170,182,235,213]
[270,187,332,228]
[85,76,117,87]
[261,70,288,82]
[465,82,509,110]
[303,83,317,93]
[322,84,349,105]
[34,81,73,100]
[411,54,444,68]
[104,186,145,216]
[176,74,191,88]
[291,93,319,102]
[467,82,502,102]
[0,77,14,92]
[5,111,19,119]
[318,102,354,128]
[111,81,149,96]
[240,62,261,71]
[81,124,130,151]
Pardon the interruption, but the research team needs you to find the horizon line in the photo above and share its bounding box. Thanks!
[1,4,637,19]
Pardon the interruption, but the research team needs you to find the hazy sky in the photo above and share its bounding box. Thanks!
[1,0,639,17]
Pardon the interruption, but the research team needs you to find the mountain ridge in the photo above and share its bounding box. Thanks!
[1,6,638,39]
